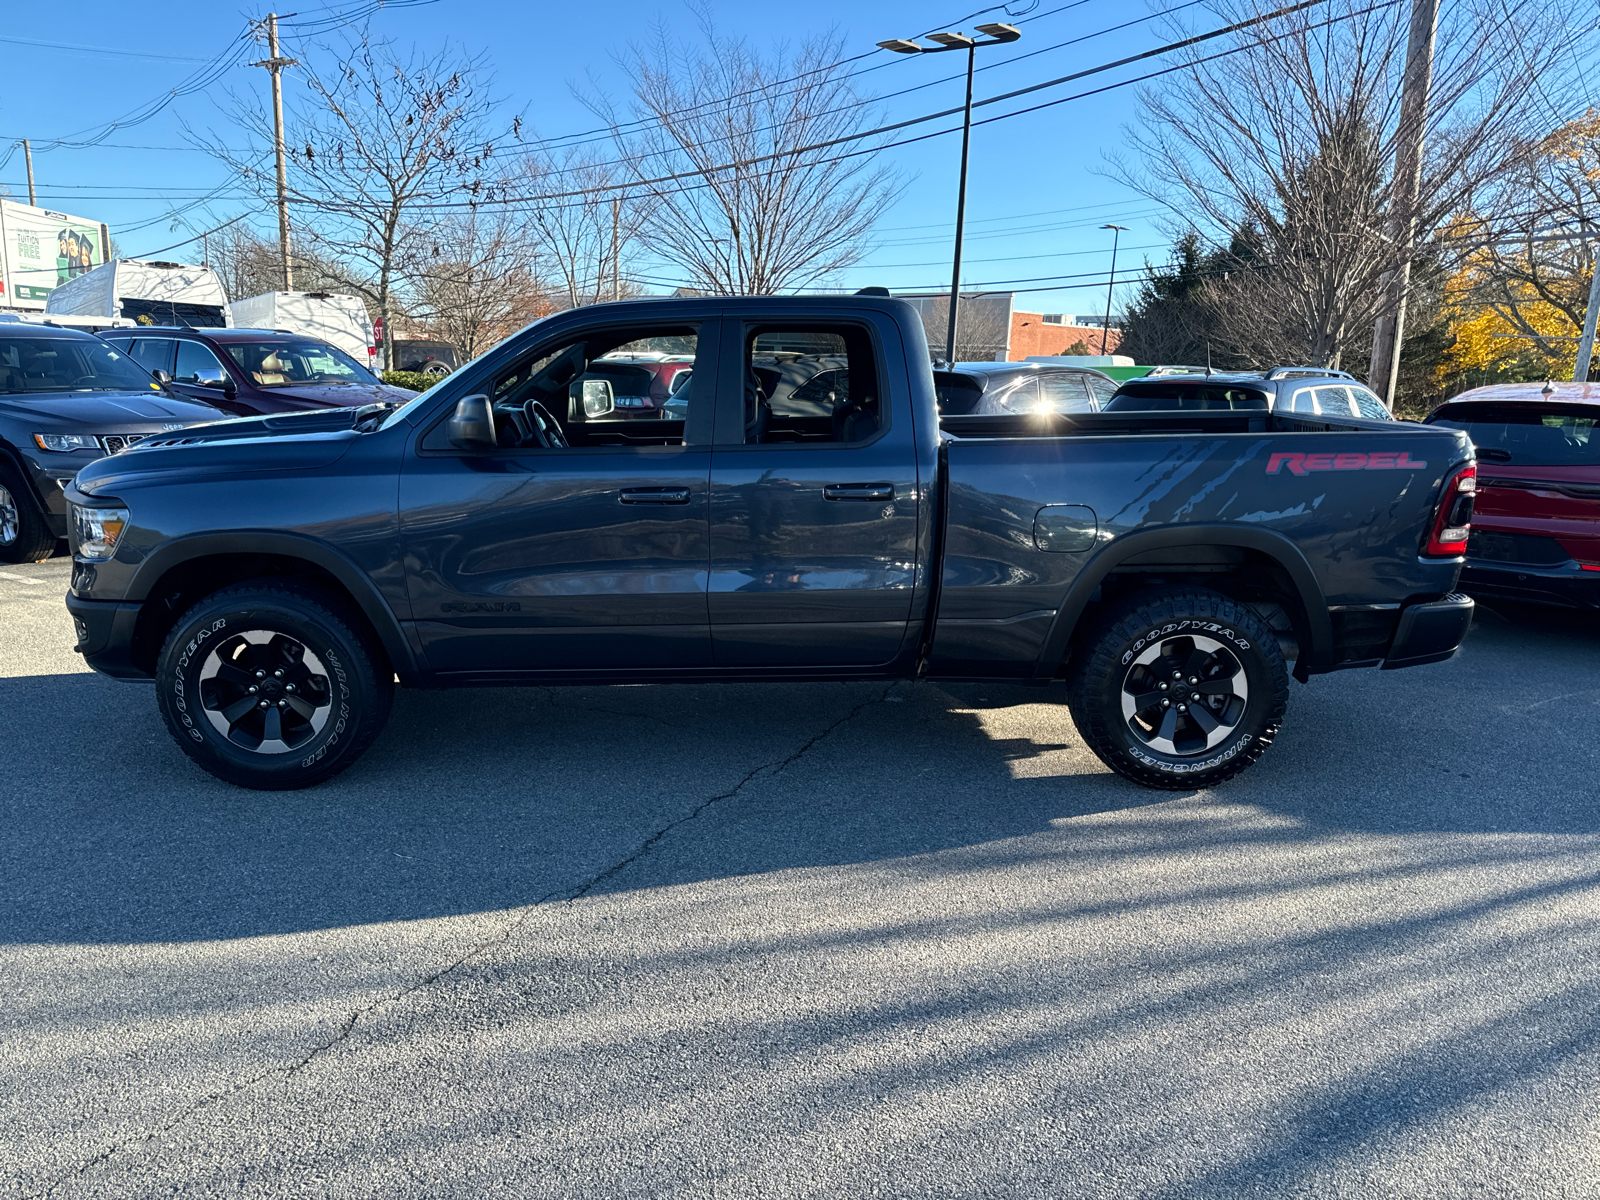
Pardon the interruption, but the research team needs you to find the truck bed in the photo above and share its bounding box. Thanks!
[928,412,1471,679]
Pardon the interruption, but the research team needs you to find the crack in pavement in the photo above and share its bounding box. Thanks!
[36,685,893,1197]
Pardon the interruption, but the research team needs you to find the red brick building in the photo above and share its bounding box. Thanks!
[1009,311,1121,361]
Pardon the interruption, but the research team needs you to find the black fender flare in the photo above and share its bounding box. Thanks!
[1031,523,1332,679]
[125,530,421,678]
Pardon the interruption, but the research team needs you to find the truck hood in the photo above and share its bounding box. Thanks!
[255,382,417,408]
[0,388,225,429]
[72,405,381,495]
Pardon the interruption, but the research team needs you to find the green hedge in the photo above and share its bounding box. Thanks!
[381,370,440,392]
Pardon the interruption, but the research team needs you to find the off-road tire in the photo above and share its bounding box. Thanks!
[155,581,394,790]
[0,464,57,563]
[1066,587,1288,790]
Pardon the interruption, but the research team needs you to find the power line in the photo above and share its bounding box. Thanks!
[403,0,1343,211]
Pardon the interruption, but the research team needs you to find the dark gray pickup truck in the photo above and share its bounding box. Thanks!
[64,295,1476,791]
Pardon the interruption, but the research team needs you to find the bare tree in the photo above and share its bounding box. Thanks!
[204,33,499,366]
[402,206,548,360]
[1454,109,1600,356]
[590,12,900,294]
[1115,0,1589,373]
[207,223,370,307]
[511,150,651,308]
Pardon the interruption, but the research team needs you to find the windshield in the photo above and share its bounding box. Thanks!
[380,314,550,431]
[220,339,378,387]
[0,335,166,394]
[1430,403,1600,466]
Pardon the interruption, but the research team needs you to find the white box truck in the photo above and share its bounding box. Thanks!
[228,291,375,368]
[45,259,232,327]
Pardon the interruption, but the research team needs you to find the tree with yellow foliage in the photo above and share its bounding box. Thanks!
[1442,109,1600,382]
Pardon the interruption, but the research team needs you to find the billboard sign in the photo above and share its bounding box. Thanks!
[0,200,110,310]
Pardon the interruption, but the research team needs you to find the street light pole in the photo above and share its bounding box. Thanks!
[879,23,1021,366]
[1100,224,1126,355]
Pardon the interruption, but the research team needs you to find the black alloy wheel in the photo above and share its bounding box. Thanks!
[156,581,393,789]
[197,630,335,754]
[1067,587,1288,789]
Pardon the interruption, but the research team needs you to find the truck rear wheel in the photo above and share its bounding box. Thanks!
[155,581,394,790]
[1066,587,1288,789]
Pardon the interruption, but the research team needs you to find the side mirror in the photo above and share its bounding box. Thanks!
[447,394,496,449]
[151,368,172,385]
[194,366,236,397]
[580,378,615,418]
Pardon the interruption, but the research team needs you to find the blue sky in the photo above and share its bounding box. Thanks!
[0,0,1186,315]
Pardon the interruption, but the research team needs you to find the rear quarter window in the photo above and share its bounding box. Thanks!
[1429,404,1600,466]
[1104,384,1269,412]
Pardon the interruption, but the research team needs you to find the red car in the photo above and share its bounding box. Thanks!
[1426,382,1600,607]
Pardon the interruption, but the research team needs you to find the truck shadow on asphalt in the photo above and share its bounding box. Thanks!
[1,600,1596,948]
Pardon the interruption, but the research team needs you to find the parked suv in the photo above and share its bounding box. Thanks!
[1426,382,1600,608]
[0,321,223,562]
[99,327,415,417]
[934,361,1118,415]
[1104,367,1397,418]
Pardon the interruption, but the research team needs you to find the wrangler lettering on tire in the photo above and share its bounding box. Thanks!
[1066,587,1288,789]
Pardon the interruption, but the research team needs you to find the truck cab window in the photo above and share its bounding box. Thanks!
[741,327,881,444]
[472,325,701,451]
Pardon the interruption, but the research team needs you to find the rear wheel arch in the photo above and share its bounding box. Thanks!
[1034,525,1332,678]
[124,536,418,681]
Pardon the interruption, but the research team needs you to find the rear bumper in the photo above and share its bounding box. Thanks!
[1381,593,1474,670]
[64,593,150,680]
[1458,561,1600,610]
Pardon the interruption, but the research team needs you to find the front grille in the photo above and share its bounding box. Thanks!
[98,433,149,455]
[1467,531,1570,565]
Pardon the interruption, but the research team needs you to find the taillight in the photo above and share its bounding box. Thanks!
[1423,463,1476,557]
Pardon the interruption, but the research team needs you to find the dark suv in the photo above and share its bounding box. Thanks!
[0,322,223,562]
[1104,367,1397,418]
[99,327,415,417]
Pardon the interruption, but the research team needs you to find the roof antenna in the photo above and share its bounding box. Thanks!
[1541,380,1555,399]
[1206,342,1213,377]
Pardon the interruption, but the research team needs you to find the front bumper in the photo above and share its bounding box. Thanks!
[64,593,150,680]
[1381,593,1474,670]
[1458,560,1600,610]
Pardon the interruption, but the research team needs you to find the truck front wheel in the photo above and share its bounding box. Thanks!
[155,582,394,790]
[1066,588,1288,789]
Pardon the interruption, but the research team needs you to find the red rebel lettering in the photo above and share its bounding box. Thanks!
[1266,448,1429,475]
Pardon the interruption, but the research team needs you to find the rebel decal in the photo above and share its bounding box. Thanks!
[1266,450,1428,476]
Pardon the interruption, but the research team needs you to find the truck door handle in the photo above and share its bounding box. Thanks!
[619,488,691,504]
[823,483,894,501]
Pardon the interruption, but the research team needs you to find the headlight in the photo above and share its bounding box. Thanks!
[71,505,130,561]
[34,433,98,453]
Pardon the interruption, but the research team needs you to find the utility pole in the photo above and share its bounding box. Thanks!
[1100,224,1127,355]
[1575,238,1600,383]
[252,15,298,290]
[1368,0,1441,408]
[611,197,621,302]
[23,140,36,206]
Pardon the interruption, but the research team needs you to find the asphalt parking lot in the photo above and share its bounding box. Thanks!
[3,557,1599,1199]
